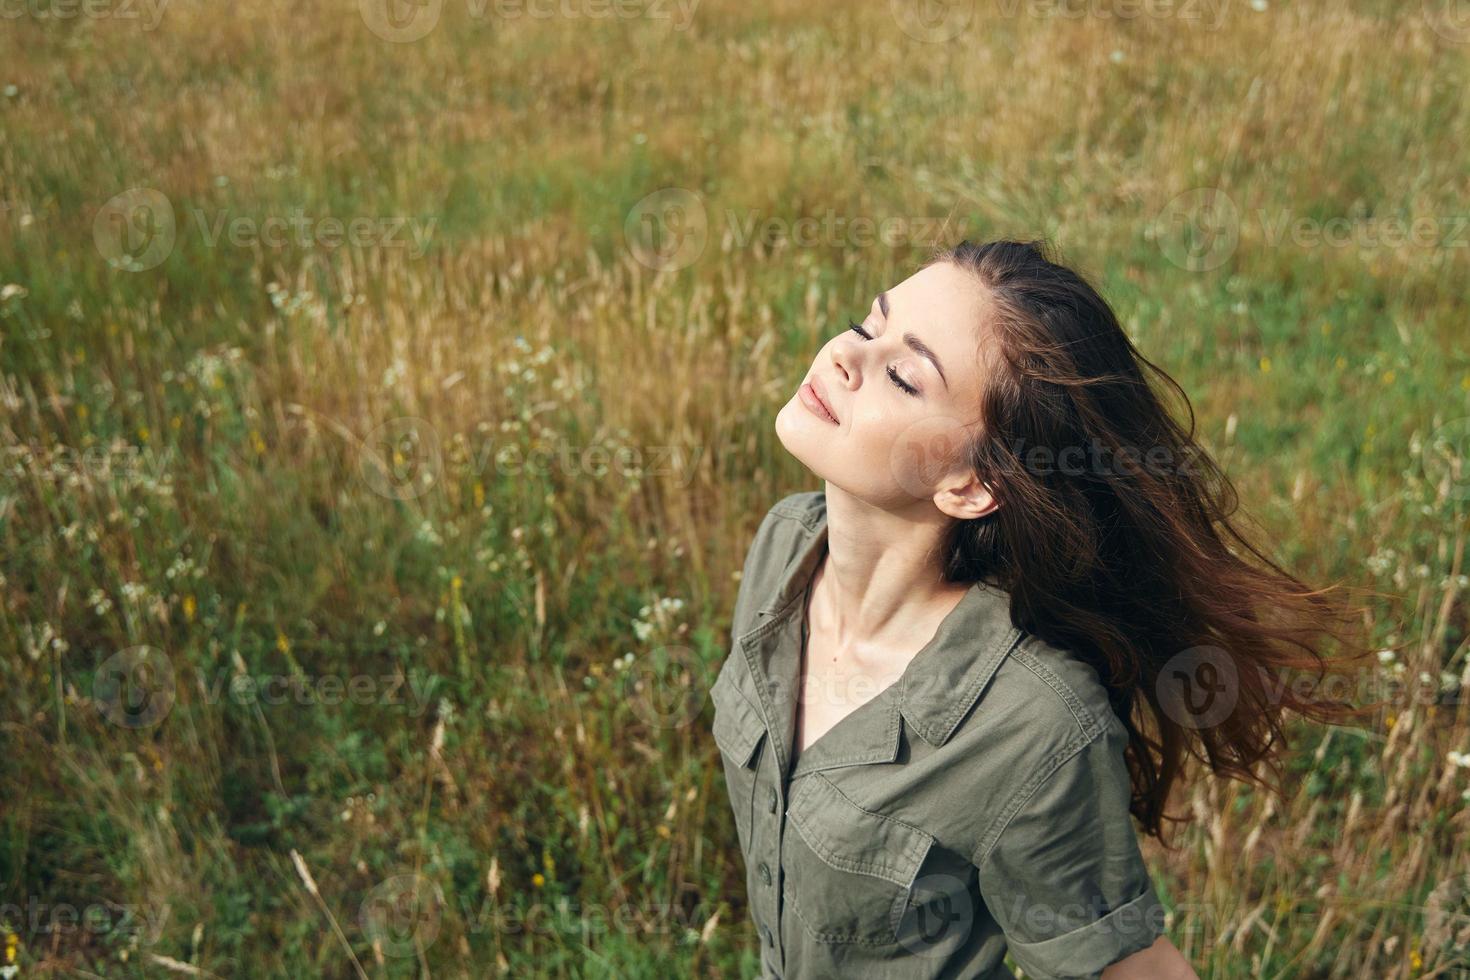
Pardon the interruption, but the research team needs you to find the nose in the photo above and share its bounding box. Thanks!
[830,338,858,389]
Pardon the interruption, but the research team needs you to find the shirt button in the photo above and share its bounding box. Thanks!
[759,862,772,885]
[767,787,778,813]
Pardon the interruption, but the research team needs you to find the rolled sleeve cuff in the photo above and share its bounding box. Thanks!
[1006,881,1167,980]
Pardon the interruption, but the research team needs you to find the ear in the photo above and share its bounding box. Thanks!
[933,473,999,521]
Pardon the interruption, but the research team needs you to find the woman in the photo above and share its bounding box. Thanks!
[709,239,1375,979]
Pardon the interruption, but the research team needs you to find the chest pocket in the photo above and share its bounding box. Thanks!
[710,662,767,856]
[783,772,935,945]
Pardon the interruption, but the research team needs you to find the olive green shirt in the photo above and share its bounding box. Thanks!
[711,491,1167,980]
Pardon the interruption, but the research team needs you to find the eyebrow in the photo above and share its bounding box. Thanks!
[877,290,948,390]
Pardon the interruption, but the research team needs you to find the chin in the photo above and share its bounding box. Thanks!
[774,399,833,473]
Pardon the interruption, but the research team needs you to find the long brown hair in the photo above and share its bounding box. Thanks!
[933,238,1383,844]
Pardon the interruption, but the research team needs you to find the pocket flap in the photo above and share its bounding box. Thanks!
[787,773,933,889]
[710,667,766,768]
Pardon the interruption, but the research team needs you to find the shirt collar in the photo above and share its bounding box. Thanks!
[743,496,1024,756]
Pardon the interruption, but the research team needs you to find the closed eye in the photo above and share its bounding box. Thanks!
[847,319,919,397]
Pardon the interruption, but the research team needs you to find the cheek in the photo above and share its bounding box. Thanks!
[848,394,908,448]
[869,403,971,482]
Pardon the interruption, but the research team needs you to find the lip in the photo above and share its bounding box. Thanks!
[798,379,839,425]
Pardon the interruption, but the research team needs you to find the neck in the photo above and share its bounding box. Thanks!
[813,482,972,653]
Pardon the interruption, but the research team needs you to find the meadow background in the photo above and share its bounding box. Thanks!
[3,0,1470,975]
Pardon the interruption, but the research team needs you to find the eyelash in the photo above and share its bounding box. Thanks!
[847,319,920,396]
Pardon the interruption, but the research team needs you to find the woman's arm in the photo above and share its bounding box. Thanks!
[1102,935,1200,979]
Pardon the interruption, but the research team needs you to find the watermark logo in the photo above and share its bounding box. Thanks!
[359,416,443,500]
[360,873,444,958]
[890,0,973,42]
[94,645,176,729]
[622,645,703,729]
[359,0,444,41]
[1153,187,1240,272]
[897,873,974,957]
[888,414,970,501]
[1156,645,1238,729]
[1422,417,1470,501]
[1424,0,1470,43]
[93,188,176,272]
[625,187,708,271]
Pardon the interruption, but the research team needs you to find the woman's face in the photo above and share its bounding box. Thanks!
[775,260,998,515]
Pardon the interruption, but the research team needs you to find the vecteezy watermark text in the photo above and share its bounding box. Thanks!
[359,416,708,500]
[93,187,439,272]
[188,206,438,259]
[1153,187,1470,271]
[624,187,955,272]
[92,645,434,729]
[0,0,167,28]
[358,0,700,42]
[0,896,169,947]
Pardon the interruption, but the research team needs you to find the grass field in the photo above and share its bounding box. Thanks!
[3,0,1470,975]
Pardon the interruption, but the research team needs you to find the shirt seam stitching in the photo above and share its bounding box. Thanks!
[971,728,1100,867]
[769,491,824,531]
[1009,643,1104,740]
[790,773,935,882]
[908,625,1024,743]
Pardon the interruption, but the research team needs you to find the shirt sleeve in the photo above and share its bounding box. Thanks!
[972,726,1167,980]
